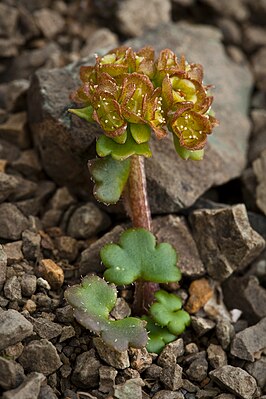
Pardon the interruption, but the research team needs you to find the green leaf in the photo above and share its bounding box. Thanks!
[64,275,148,351]
[96,131,152,160]
[149,290,191,335]
[130,123,151,144]
[68,106,94,123]
[173,134,204,161]
[88,156,130,205]
[101,228,181,285]
[142,316,177,354]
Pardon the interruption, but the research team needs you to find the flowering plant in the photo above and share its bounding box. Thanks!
[70,46,218,161]
[66,46,218,353]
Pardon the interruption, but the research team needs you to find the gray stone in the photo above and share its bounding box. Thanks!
[114,378,144,399]
[12,149,42,178]
[0,112,30,149]
[157,338,184,368]
[55,305,74,323]
[110,297,131,320]
[0,172,20,203]
[81,28,118,57]
[117,0,171,36]
[2,372,45,399]
[72,349,101,388]
[222,275,266,323]
[4,276,22,301]
[207,344,227,369]
[160,364,183,390]
[99,365,117,394]
[8,176,38,202]
[215,395,236,399]
[0,244,7,290]
[59,325,76,343]
[191,316,215,336]
[38,384,58,399]
[245,356,266,389]
[32,317,63,340]
[3,241,23,265]
[54,236,78,263]
[33,8,64,39]
[0,357,25,390]
[242,25,266,53]
[249,109,266,163]
[80,224,124,275]
[0,139,20,162]
[153,391,185,399]
[217,18,241,45]
[0,79,29,112]
[0,3,18,37]
[129,347,152,372]
[253,149,266,216]
[0,309,33,351]
[18,339,62,375]
[0,203,29,240]
[200,0,249,21]
[216,319,235,350]
[20,274,37,297]
[190,204,265,280]
[252,47,266,93]
[28,22,252,213]
[144,364,162,379]
[230,318,266,361]
[210,366,257,399]
[66,202,110,239]
[186,357,208,382]
[153,215,205,277]
[94,337,130,369]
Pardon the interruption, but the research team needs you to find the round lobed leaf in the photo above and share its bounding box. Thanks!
[88,156,131,204]
[64,275,148,351]
[149,290,191,335]
[100,228,181,285]
[142,315,177,354]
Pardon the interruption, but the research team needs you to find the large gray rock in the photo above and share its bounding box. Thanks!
[190,204,265,280]
[230,317,266,362]
[28,23,252,212]
[18,339,62,376]
[222,275,266,323]
[2,372,45,399]
[210,366,257,399]
[0,310,33,351]
[0,357,25,390]
[0,203,29,240]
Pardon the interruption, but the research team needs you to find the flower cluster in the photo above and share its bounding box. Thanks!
[70,46,218,159]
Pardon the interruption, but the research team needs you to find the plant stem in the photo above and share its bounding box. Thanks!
[126,155,151,230]
[124,154,159,315]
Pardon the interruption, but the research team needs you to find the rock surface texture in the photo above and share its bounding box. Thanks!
[28,22,252,212]
[190,204,265,280]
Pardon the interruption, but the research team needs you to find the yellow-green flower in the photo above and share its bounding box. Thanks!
[69,46,218,160]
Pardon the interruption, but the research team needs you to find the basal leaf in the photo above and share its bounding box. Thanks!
[88,156,130,204]
[102,318,148,352]
[64,275,148,351]
[149,290,191,335]
[96,131,152,160]
[142,316,177,354]
[101,228,181,285]
[68,106,94,123]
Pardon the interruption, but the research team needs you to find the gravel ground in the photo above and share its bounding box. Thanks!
[0,1,266,398]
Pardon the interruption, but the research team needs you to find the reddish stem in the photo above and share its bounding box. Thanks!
[124,155,159,315]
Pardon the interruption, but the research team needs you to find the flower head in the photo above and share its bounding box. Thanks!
[69,46,218,160]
